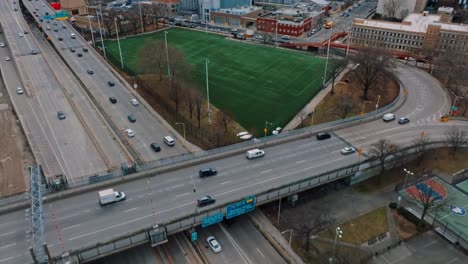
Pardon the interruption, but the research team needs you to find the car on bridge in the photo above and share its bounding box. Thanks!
[197,195,215,207]
[340,147,356,155]
[57,111,66,120]
[125,129,135,138]
[199,168,217,178]
[16,87,24,94]
[316,132,331,140]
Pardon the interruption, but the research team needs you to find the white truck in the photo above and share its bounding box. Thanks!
[99,189,126,206]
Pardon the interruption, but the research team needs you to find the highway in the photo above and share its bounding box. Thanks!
[22,0,188,163]
[1,60,465,263]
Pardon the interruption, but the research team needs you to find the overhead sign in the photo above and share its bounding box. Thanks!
[202,212,223,228]
[55,11,69,20]
[43,15,53,20]
[451,106,458,111]
[191,231,198,241]
[226,196,256,219]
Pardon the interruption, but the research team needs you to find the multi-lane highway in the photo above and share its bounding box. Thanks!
[1,59,465,263]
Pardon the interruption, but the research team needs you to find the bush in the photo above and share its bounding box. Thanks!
[397,207,420,225]
[389,202,397,209]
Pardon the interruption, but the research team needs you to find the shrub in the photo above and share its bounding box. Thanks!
[397,207,420,225]
[389,202,397,209]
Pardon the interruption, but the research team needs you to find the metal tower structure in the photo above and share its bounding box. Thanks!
[30,165,48,263]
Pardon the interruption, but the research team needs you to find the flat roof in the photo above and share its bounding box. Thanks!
[354,13,468,33]
[216,6,262,15]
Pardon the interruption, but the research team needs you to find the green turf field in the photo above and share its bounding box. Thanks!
[104,28,338,133]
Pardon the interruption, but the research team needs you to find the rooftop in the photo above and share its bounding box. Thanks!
[354,13,468,33]
[215,6,262,15]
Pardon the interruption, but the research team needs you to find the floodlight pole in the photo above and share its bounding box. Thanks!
[205,58,211,125]
[86,6,95,46]
[97,3,106,59]
[114,18,124,69]
[397,168,414,208]
[322,16,333,88]
[139,0,144,33]
[164,31,170,77]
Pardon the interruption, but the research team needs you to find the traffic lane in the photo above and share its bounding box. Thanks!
[0,211,29,264]
[197,224,244,263]
[165,235,192,264]
[221,217,287,264]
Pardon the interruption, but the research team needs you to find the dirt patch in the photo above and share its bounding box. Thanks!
[391,209,418,241]
[0,92,33,197]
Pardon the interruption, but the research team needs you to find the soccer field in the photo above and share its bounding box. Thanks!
[105,28,337,133]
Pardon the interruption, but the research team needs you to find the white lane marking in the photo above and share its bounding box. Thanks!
[295,160,306,164]
[446,258,458,264]
[165,178,178,183]
[176,193,190,198]
[0,243,16,250]
[69,201,194,241]
[260,169,272,174]
[123,208,138,213]
[0,232,15,238]
[256,248,265,258]
[0,255,20,263]
[62,224,80,231]
[220,181,232,185]
[57,212,80,221]
[166,184,184,190]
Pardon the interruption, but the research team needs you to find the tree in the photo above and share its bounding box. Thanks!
[383,0,403,19]
[445,126,467,155]
[167,47,192,113]
[408,183,451,226]
[125,7,142,35]
[137,41,167,79]
[101,10,118,37]
[412,132,431,165]
[368,139,398,173]
[331,96,358,119]
[147,4,164,28]
[195,93,204,128]
[184,88,197,120]
[216,111,233,133]
[350,46,394,100]
[293,212,335,251]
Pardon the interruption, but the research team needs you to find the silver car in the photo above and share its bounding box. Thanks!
[340,147,356,155]
[206,236,222,253]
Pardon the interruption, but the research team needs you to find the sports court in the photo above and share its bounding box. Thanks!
[456,179,468,194]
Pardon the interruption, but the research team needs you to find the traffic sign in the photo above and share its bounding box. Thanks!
[451,106,458,111]
[202,212,223,228]
[43,15,53,20]
[226,196,256,219]
[191,231,198,241]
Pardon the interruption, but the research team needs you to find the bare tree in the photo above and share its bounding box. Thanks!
[331,96,358,119]
[408,183,450,226]
[293,212,335,251]
[195,93,204,128]
[184,88,197,120]
[350,46,394,100]
[102,10,118,37]
[399,8,409,19]
[167,47,192,113]
[147,4,164,28]
[368,139,398,173]
[445,126,467,155]
[412,132,431,165]
[383,0,403,19]
[216,111,233,133]
[125,7,142,35]
[137,41,166,79]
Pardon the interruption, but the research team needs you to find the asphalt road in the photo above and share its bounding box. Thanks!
[23,0,188,162]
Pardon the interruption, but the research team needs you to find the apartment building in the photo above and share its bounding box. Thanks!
[350,8,468,55]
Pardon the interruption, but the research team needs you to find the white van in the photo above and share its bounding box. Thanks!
[246,149,265,159]
[70,33,76,39]
[163,135,175,146]
[383,113,396,122]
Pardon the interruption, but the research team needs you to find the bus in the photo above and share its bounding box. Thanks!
[325,21,334,29]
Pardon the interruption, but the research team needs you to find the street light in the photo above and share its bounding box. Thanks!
[281,229,293,248]
[190,175,196,193]
[322,15,334,88]
[345,21,352,60]
[375,95,381,110]
[397,168,414,208]
[275,11,279,48]
[205,58,211,125]
[86,6,95,46]
[138,0,144,33]
[330,226,343,263]
[175,122,185,142]
[164,31,170,77]
[114,18,124,69]
[96,3,106,59]
[311,108,316,125]
[360,101,373,116]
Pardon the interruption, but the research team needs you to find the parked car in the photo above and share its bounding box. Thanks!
[83,47,88,52]
[70,47,75,52]
[316,132,331,140]
[77,53,82,57]
[398,117,410,124]
[197,195,215,207]
[207,236,222,253]
[340,147,356,155]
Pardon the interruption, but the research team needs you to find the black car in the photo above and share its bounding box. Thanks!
[127,115,136,123]
[316,132,331,140]
[83,47,88,52]
[77,53,82,57]
[150,143,161,152]
[108,81,115,87]
[57,36,63,41]
[197,195,215,207]
[199,168,217,178]
[57,111,66,120]
[87,69,94,74]
[109,97,117,104]
[70,47,75,52]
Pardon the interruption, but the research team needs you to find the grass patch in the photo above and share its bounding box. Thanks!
[319,207,388,245]
[104,28,340,133]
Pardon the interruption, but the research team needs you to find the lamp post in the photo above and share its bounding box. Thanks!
[397,168,414,208]
[281,229,293,248]
[322,15,333,88]
[375,95,381,110]
[311,108,316,125]
[330,227,343,263]
[190,175,196,193]
[264,121,273,140]
[86,6,95,46]
[114,18,124,69]
[175,122,185,142]
[275,11,279,48]
[164,31,170,77]
[138,0,144,33]
[345,22,352,60]
[360,101,372,116]
[205,58,211,125]
[96,3,106,59]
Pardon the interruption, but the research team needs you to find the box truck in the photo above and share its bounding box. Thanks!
[99,189,126,206]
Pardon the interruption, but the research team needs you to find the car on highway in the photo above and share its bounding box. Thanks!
[53,28,58,32]
[127,115,136,123]
[0,42,5,48]
[70,47,75,52]
[57,36,63,41]
[108,81,115,86]
[77,53,82,57]
[197,195,215,207]
[398,117,410,124]
[246,149,265,159]
[16,87,24,94]
[18,32,23,37]
[87,69,94,74]
[316,132,331,140]
[383,113,396,122]
[150,143,161,152]
[163,136,175,146]
[83,47,88,52]
[125,129,135,138]
[31,49,37,55]
[340,147,356,155]
[46,26,51,30]
[109,97,117,104]
[199,168,217,178]
[57,111,66,120]
[5,56,11,61]
[130,98,139,106]
[62,25,66,29]
[206,236,222,253]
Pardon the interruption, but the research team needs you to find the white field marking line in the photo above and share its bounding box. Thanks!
[62,224,80,231]
[0,243,16,250]
[57,212,81,221]
[176,193,190,198]
[69,201,194,241]
[0,231,15,238]
[296,160,306,164]
[260,169,272,174]
[215,156,347,197]
[166,184,184,190]
[423,240,437,248]
[256,248,265,258]
[446,258,458,264]
[220,181,232,185]
[123,208,138,213]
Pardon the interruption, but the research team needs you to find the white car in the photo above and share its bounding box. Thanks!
[130,98,139,106]
[125,129,135,138]
[18,33,23,37]
[16,87,24,94]
[207,236,222,253]
[0,42,5,48]
[340,147,356,155]
[383,113,396,122]
[5,56,11,61]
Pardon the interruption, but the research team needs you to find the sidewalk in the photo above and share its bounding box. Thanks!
[283,66,352,131]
